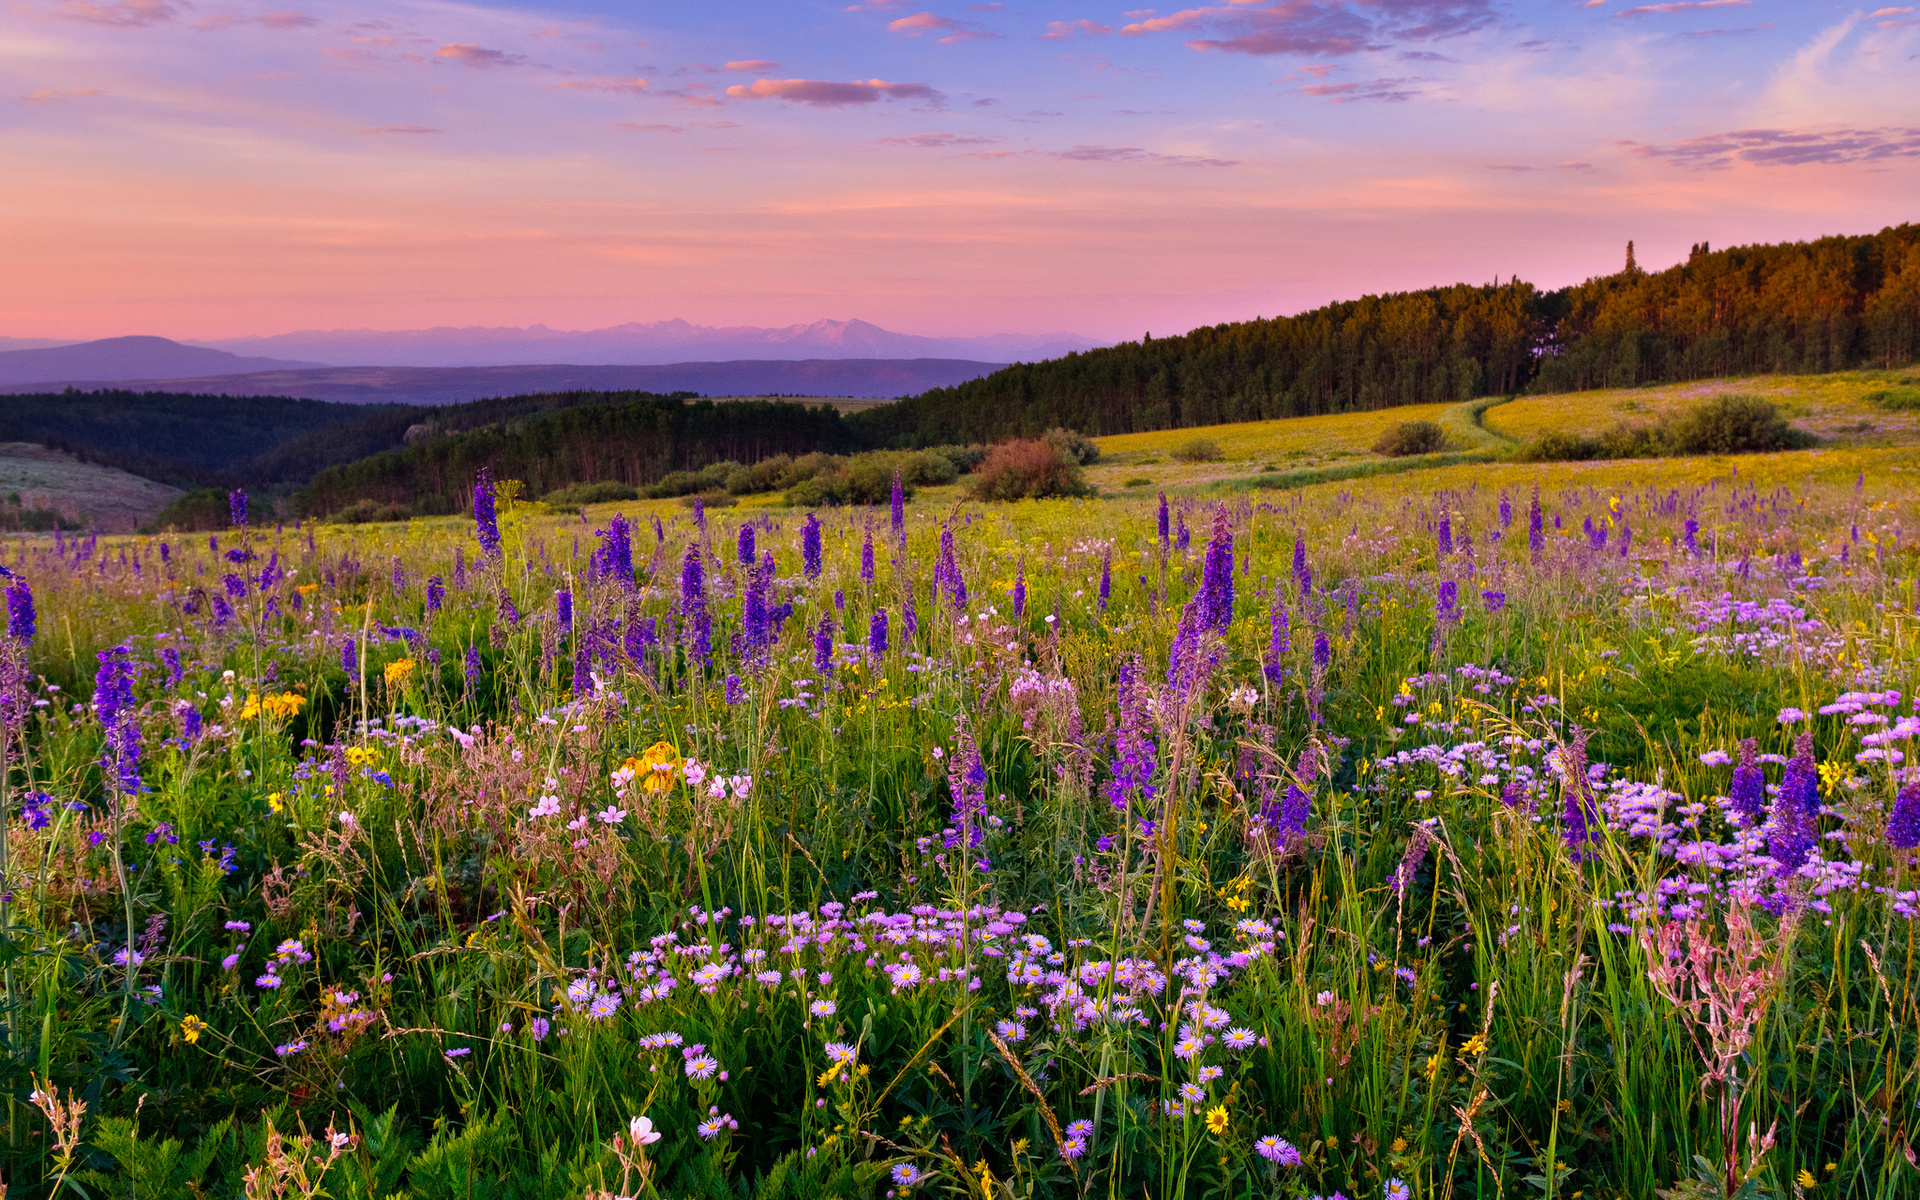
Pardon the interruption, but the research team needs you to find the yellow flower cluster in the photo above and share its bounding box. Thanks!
[621,742,681,795]
[384,658,417,687]
[239,692,307,721]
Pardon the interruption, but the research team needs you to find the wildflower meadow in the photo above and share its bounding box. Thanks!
[1,456,1918,1200]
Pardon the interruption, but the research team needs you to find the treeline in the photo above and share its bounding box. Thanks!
[848,224,1920,446]
[0,390,387,489]
[294,396,853,519]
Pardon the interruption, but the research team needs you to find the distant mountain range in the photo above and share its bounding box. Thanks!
[0,358,1009,405]
[0,336,323,386]
[186,319,1100,368]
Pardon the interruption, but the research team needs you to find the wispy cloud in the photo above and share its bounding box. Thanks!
[887,12,999,41]
[1122,0,1496,57]
[1615,1,1750,18]
[434,44,527,68]
[1628,126,1920,167]
[361,124,441,133]
[19,87,105,102]
[724,60,780,71]
[549,76,650,94]
[1045,144,1237,166]
[1040,18,1111,39]
[724,78,942,105]
[32,0,179,26]
[875,131,1004,146]
[1299,75,1429,102]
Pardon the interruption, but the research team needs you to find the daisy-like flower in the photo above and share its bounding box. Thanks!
[995,1020,1026,1042]
[1065,1120,1094,1139]
[1060,1138,1085,1159]
[684,1052,719,1079]
[1223,1027,1257,1050]
[890,1163,925,1187]
[824,1041,858,1067]
[1178,1082,1206,1104]
[639,1031,683,1050]
[1254,1135,1300,1165]
[1204,1105,1229,1135]
[809,999,837,1018]
[587,992,623,1020]
[1197,1064,1224,1083]
[565,978,598,1005]
[697,1116,726,1140]
[275,1039,309,1057]
[1172,1036,1204,1060]
[1384,1180,1411,1200]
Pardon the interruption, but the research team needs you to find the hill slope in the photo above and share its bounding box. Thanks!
[0,336,322,385]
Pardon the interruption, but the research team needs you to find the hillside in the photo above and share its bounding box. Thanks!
[0,442,180,532]
[847,224,1920,448]
[0,335,321,385]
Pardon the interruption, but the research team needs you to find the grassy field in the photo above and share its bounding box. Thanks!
[1483,370,1920,446]
[3,378,1920,1199]
[0,442,181,533]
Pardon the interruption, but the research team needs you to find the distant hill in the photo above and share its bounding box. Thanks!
[0,442,180,533]
[0,359,1009,406]
[0,336,323,386]
[849,223,1920,447]
[194,318,1098,368]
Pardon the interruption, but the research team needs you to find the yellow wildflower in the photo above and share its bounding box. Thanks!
[180,1014,206,1044]
[622,741,681,795]
[267,793,284,814]
[1390,1137,1408,1154]
[345,746,380,766]
[384,658,416,688]
[1460,1033,1488,1057]
[1204,1105,1230,1135]
[1797,1169,1817,1188]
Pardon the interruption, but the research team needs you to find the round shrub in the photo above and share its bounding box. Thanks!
[1043,427,1102,466]
[1664,395,1809,455]
[1371,420,1449,457]
[967,439,1091,501]
[1170,438,1223,464]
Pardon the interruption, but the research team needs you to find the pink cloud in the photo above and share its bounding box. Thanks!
[724,78,942,106]
[550,77,650,94]
[1123,0,1494,56]
[19,87,104,102]
[875,131,1004,146]
[434,44,525,68]
[1629,127,1920,168]
[259,11,317,29]
[361,124,441,134]
[1040,18,1112,38]
[724,60,781,71]
[1615,0,1749,16]
[35,0,178,26]
[1047,144,1237,166]
[887,12,999,41]
[1299,75,1428,102]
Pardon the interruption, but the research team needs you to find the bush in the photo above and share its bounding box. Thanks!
[926,444,988,474]
[1171,438,1222,464]
[678,488,736,510]
[967,439,1091,501]
[646,462,739,499]
[543,481,639,507]
[1371,420,1449,457]
[725,456,794,496]
[147,488,233,532]
[329,498,410,525]
[1123,477,1153,488]
[1043,427,1101,466]
[1864,388,1920,411]
[786,465,915,507]
[1664,395,1809,455]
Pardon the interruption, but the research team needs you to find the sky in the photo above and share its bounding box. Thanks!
[2,0,1917,342]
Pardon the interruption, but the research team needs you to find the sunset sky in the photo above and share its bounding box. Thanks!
[3,0,1917,341]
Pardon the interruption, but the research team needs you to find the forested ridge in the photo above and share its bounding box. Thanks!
[847,223,1920,446]
[294,395,852,518]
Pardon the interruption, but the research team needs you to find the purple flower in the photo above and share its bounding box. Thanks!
[7,578,35,644]
[1254,1135,1300,1165]
[1683,517,1700,556]
[1480,589,1506,613]
[1199,507,1234,634]
[802,513,822,579]
[1498,492,1512,528]
[869,607,889,656]
[944,721,988,851]
[1311,630,1330,673]
[426,575,445,612]
[555,589,573,633]
[738,524,756,566]
[465,645,482,688]
[229,488,248,527]
[1098,550,1111,612]
[860,527,875,582]
[1157,492,1169,546]
[1013,558,1027,617]
[890,470,906,538]
[1889,782,1920,850]
[1436,580,1458,623]
[94,644,142,797]
[473,466,500,558]
[1559,730,1595,860]
[742,553,773,661]
[1264,599,1289,686]
[1729,738,1765,825]
[1769,732,1819,874]
[937,528,966,611]
[725,674,743,705]
[1528,487,1544,561]
[1437,514,1452,556]
[1106,657,1157,812]
[902,592,918,642]
[592,514,633,586]
[813,615,835,675]
[341,639,357,676]
[1291,535,1311,599]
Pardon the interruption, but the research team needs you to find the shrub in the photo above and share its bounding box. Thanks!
[329,498,410,525]
[1865,386,1920,411]
[926,444,988,474]
[967,439,1090,501]
[1123,477,1153,488]
[646,462,738,499]
[543,481,639,507]
[1043,427,1102,466]
[148,488,233,532]
[724,456,793,495]
[1371,420,1449,457]
[1663,395,1809,455]
[1171,438,1222,463]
